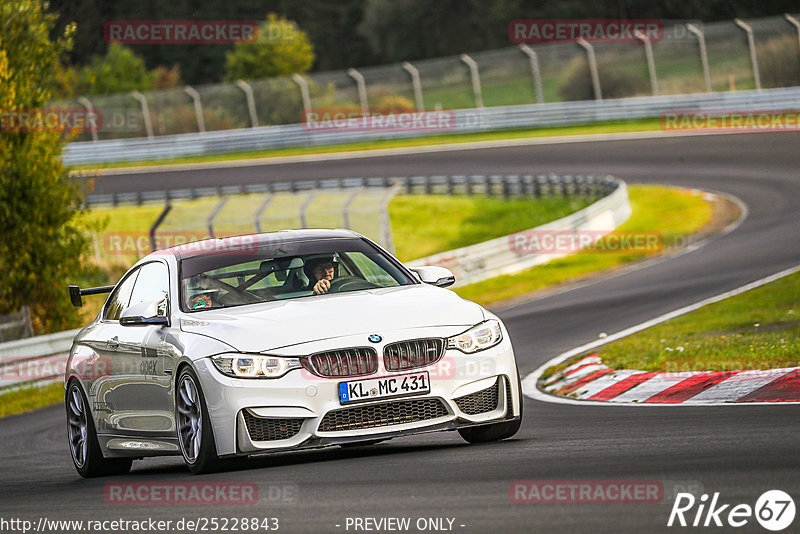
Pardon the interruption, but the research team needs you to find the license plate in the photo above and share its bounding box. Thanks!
[338,372,430,404]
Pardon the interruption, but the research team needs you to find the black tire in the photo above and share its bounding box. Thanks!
[66,380,132,478]
[176,366,222,474]
[458,375,523,444]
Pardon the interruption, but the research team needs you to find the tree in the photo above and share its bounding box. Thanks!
[0,0,90,333]
[224,13,314,81]
[78,42,154,95]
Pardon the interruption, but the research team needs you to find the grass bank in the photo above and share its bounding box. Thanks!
[85,193,594,264]
[0,383,64,418]
[581,270,800,374]
[455,185,716,308]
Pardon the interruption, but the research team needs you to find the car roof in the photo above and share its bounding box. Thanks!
[161,229,363,260]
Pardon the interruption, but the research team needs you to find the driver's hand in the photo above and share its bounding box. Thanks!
[313,279,331,295]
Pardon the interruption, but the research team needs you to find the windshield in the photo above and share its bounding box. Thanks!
[178,237,416,311]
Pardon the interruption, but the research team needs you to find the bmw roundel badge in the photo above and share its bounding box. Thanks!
[368,334,382,343]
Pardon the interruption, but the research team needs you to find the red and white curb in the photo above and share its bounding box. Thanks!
[542,354,800,404]
[522,264,800,406]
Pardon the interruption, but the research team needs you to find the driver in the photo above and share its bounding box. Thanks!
[189,288,219,309]
[305,256,336,295]
[186,274,221,309]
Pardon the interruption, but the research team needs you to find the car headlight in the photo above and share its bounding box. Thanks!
[447,320,503,353]
[210,353,301,378]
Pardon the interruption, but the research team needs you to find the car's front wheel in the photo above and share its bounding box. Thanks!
[66,380,132,478]
[176,367,221,474]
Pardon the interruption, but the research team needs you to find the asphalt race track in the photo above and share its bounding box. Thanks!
[3,132,800,533]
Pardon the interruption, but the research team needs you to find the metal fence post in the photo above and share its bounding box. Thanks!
[91,231,102,264]
[734,18,762,91]
[21,306,33,338]
[786,14,800,54]
[576,39,602,101]
[379,185,400,254]
[686,24,712,92]
[518,45,545,103]
[207,197,229,238]
[184,86,206,132]
[130,90,154,138]
[235,80,259,127]
[292,74,312,119]
[634,30,659,96]
[342,188,362,229]
[254,193,274,233]
[347,68,369,114]
[459,54,484,108]
[402,62,425,111]
[76,96,98,142]
[149,203,172,251]
[299,191,317,229]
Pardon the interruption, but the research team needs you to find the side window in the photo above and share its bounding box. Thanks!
[103,269,139,321]
[128,262,170,316]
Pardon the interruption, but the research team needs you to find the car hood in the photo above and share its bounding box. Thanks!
[179,284,484,352]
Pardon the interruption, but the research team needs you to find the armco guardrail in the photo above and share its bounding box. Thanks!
[407,176,631,287]
[0,329,79,391]
[64,86,800,166]
[86,173,617,206]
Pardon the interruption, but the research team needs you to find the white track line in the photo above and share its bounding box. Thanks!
[522,263,800,407]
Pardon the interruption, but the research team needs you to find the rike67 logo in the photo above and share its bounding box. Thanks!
[668,490,795,531]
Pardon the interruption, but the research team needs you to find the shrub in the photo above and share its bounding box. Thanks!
[559,55,650,101]
[225,14,314,81]
[757,34,800,89]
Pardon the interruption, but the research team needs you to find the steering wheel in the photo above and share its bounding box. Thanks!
[327,276,379,293]
[203,276,269,305]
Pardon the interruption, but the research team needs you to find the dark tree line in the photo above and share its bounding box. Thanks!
[48,0,800,85]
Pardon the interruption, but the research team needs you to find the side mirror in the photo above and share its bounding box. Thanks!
[408,266,456,288]
[120,299,170,327]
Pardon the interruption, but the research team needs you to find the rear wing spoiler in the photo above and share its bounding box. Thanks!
[68,284,114,307]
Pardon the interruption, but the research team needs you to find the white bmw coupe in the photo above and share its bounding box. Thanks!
[65,230,522,476]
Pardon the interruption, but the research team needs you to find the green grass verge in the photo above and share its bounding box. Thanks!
[578,270,800,373]
[85,193,593,263]
[389,195,591,262]
[74,118,661,170]
[0,383,64,418]
[454,185,713,308]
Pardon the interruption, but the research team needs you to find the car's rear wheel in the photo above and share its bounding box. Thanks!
[176,367,221,474]
[66,380,132,478]
[458,375,523,444]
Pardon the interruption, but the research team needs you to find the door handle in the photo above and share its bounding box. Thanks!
[107,336,120,349]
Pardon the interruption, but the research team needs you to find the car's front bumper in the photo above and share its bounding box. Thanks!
[193,328,521,456]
